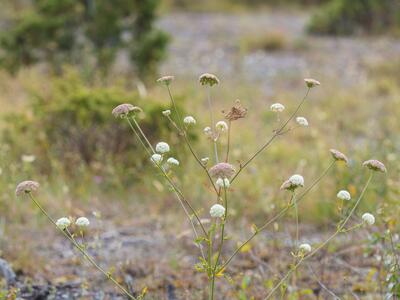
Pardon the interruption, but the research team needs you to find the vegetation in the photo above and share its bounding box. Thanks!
[308,0,400,35]
[0,0,169,78]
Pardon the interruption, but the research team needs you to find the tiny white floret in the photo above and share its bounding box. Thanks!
[155,142,170,154]
[270,103,285,112]
[151,153,163,164]
[162,110,171,116]
[337,190,351,201]
[296,117,309,127]
[299,243,312,253]
[210,204,226,218]
[75,217,90,227]
[216,178,230,189]
[183,116,196,125]
[56,217,71,230]
[362,213,375,225]
[167,157,180,166]
[215,121,228,133]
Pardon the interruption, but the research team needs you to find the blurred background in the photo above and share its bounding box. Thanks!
[0,0,399,299]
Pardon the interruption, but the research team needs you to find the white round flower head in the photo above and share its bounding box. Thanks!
[299,243,312,253]
[362,213,375,225]
[201,157,209,165]
[304,78,320,88]
[22,154,36,163]
[337,190,351,201]
[56,217,71,230]
[210,204,225,218]
[156,75,174,86]
[155,142,170,154]
[296,117,309,127]
[183,116,196,125]
[280,174,305,191]
[167,157,180,166]
[204,126,213,137]
[216,178,230,189]
[162,110,171,116]
[270,103,285,113]
[215,121,228,133]
[75,217,90,227]
[150,153,163,165]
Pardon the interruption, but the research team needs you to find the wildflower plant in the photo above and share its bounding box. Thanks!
[17,74,388,299]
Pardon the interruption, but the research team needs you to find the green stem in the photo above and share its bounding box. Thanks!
[293,192,299,248]
[221,160,335,270]
[28,194,136,300]
[231,88,310,184]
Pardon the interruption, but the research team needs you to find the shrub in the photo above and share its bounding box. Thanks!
[2,71,187,186]
[308,0,400,35]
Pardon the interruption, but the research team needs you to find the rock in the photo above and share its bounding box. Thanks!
[0,258,16,286]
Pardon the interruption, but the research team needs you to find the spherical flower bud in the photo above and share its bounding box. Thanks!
[362,213,375,225]
[280,174,304,191]
[204,126,213,137]
[215,121,228,133]
[209,163,236,179]
[296,117,308,127]
[362,159,386,173]
[210,204,225,218]
[299,243,312,253]
[337,190,351,201]
[183,116,196,125]
[199,73,220,86]
[162,110,171,116]
[167,157,180,166]
[156,75,174,86]
[75,217,90,227]
[15,180,40,196]
[304,78,320,88]
[155,142,170,154]
[56,217,71,230]
[270,103,285,113]
[201,157,209,165]
[216,178,230,189]
[150,153,163,165]
[112,104,141,118]
[330,149,348,164]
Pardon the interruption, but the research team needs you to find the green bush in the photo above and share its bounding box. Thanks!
[2,71,188,187]
[308,0,400,35]
[0,0,169,79]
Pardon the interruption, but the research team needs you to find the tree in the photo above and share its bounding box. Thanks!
[0,0,169,78]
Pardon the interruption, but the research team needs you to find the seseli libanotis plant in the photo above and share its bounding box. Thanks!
[16,74,387,299]
[112,74,386,299]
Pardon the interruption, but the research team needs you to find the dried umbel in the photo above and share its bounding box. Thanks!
[329,149,348,164]
[15,180,40,196]
[156,75,174,86]
[199,73,220,86]
[112,104,142,119]
[304,78,320,88]
[362,159,386,173]
[209,163,236,179]
[280,174,304,191]
[224,99,247,121]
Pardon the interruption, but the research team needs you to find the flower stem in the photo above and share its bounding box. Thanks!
[28,194,137,300]
[263,172,373,299]
[231,88,310,184]
[221,160,335,270]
